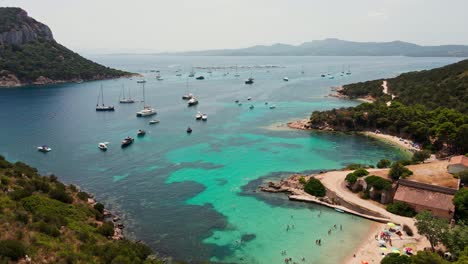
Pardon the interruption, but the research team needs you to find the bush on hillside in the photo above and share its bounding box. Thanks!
[353,168,369,177]
[77,191,90,201]
[304,178,326,197]
[345,173,358,184]
[49,187,73,204]
[0,239,26,261]
[97,221,114,237]
[412,150,431,163]
[386,201,416,217]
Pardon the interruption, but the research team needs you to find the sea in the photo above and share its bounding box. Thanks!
[0,55,461,264]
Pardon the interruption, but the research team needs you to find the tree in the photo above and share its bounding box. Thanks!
[304,178,326,197]
[0,240,26,261]
[415,211,449,250]
[386,201,416,217]
[412,150,431,163]
[381,253,411,264]
[410,250,449,264]
[454,188,468,220]
[377,159,391,168]
[389,162,413,180]
[441,221,468,259]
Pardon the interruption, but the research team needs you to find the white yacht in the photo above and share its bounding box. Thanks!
[37,146,52,152]
[119,85,135,103]
[195,112,202,120]
[283,77,289,81]
[98,142,109,151]
[136,83,157,117]
[201,114,208,121]
[188,97,199,106]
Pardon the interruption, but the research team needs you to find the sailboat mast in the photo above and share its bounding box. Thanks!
[142,83,146,107]
[101,84,105,105]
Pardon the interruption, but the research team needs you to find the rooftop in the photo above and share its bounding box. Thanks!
[449,155,468,167]
[394,184,455,212]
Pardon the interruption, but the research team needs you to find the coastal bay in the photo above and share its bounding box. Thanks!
[0,55,461,263]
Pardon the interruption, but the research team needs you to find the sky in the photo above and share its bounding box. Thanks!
[1,0,467,53]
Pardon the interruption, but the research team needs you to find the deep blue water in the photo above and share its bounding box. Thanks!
[0,56,461,263]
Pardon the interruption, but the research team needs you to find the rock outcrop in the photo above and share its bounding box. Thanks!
[0,8,53,46]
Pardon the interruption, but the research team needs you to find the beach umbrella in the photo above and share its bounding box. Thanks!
[392,249,401,254]
[380,247,388,251]
[387,222,396,228]
[361,261,369,264]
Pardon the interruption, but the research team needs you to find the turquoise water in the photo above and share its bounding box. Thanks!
[0,56,461,263]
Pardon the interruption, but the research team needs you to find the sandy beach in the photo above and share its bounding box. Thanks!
[361,131,419,152]
[314,169,430,264]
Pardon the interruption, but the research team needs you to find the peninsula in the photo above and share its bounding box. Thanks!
[0,7,132,87]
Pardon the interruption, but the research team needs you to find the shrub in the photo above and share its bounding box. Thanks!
[0,156,11,169]
[49,188,73,204]
[365,176,392,191]
[344,163,369,170]
[97,221,114,237]
[298,177,306,185]
[455,171,468,185]
[69,184,78,192]
[386,201,416,217]
[12,162,38,178]
[304,178,326,197]
[381,253,411,264]
[0,240,26,261]
[8,188,33,201]
[32,179,50,193]
[77,191,90,201]
[377,159,391,168]
[15,211,29,225]
[36,221,61,237]
[412,150,431,163]
[345,173,358,184]
[454,188,468,220]
[94,203,105,214]
[353,168,369,177]
[389,162,413,180]
[403,224,413,236]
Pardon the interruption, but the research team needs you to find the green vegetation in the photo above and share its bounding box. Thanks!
[386,201,416,217]
[0,155,161,263]
[298,176,307,185]
[342,59,468,113]
[0,7,131,86]
[364,176,392,191]
[304,177,326,197]
[381,253,411,264]
[415,211,449,251]
[344,163,374,170]
[310,60,468,155]
[389,162,413,181]
[412,150,431,163]
[454,188,468,220]
[0,40,130,84]
[454,171,468,185]
[345,169,369,184]
[377,159,391,168]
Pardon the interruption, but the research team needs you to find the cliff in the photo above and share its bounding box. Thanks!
[0,7,132,87]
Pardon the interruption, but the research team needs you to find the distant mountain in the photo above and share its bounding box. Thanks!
[0,7,132,87]
[168,38,468,57]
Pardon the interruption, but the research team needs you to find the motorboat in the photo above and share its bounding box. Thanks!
[182,93,193,100]
[156,76,164,81]
[265,102,268,105]
[283,77,289,81]
[98,142,109,151]
[37,146,51,152]
[249,105,254,109]
[176,73,182,76]
[234,100,240,103]
[137,129,146,137]
[186,127,193,133]
[321,74,326,77]
[201,114,208,121]
[245,78,254,84]
[247,97,252,101]
[196,76,205,80]
[269,105,276,109]
[121,137,134,148]
[149,119,160,124]
[137,106,157,117]
[137,80,146,83]
[188,97,199,106]
[195,112,202,120]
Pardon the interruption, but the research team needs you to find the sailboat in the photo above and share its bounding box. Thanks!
[346,65,352,75]
[182,79,193,100]
[188,67,195,77]
[119,85,135,103]
[234,65,240,77]
[96,84,115,111]
[301,65,305,74]
[136,83,157,117]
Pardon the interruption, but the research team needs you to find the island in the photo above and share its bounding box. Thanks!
[0,7,133,87]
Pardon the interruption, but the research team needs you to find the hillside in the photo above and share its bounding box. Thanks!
[342,59,468,113]
[309,60,468,155]
[167,38,468,57]
[0,155,163,263]
[0,7,131,87]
